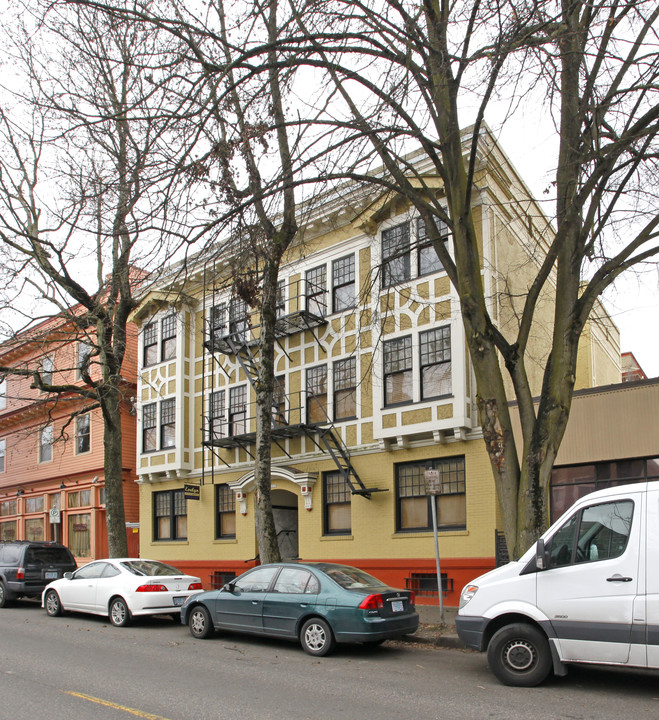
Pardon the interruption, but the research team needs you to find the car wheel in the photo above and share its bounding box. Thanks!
[0,581,8,608]
[300,618,335,657]
[109,597,132,627]
[487,623,552,687]
[188,605,214,639]
[45,589,63,617]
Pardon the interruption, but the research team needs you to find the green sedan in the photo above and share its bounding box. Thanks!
[180,562,419,656]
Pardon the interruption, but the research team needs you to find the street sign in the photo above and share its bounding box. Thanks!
[424,466,445,623]
[49,508,61,524]
[424,468,441,495]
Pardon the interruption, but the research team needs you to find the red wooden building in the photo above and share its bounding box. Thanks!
[0,316,139,563]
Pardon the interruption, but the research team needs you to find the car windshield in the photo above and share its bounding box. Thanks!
[324,566,385,590]
[120,560,184,577]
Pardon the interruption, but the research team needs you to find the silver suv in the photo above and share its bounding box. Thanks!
[0,541,77,607]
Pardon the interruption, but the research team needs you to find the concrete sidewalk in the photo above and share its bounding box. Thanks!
[402,604,465,649]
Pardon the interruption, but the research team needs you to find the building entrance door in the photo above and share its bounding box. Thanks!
[271,489,299,561]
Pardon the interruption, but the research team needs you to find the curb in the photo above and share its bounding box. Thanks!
[398,625,465,649]
[405,633,465,649]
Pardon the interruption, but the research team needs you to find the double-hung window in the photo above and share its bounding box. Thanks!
[306,265,327,317]
[228,299,248,344]
[142,314,178,367]
[161,315,177,361]
[420,327,452,399]
[41,356,54,385]
[76,341,93,380]
[154,489,187,541]
[306,365,328,423]
[323,471,351,535]
[209,304,227,344]
[396,457,466,532]
[209,390,225,441]
[272,376,287,426]
[229,386,247,435]
[383,336,413,406]
[382,222,411,287]
[160,399,176,449]
[276,280,286,318]
[75,413,91,454]
[417,217,450,276]
[0,438,5,473]
[216,484,236,539]
[142,403,157,452]
[143,323,158,366]
[332,255,355,312]
[333,358,357,420]
[39,424,53,463]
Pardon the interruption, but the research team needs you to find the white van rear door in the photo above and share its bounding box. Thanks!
[537,495,640,664]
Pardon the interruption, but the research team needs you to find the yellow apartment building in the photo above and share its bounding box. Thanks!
[130,130,620,605]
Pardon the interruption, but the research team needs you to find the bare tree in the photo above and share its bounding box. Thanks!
[59,0,659,560]
[0,1,198,555]
[281,0,659,557]
[64,0,338,563]
[185,0,302,564]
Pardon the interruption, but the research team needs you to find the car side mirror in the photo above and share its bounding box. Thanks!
[222,582,233,592]
[535,538,549,571]
[64,572,73,580]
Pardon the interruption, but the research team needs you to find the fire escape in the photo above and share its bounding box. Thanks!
[200,264,386,498]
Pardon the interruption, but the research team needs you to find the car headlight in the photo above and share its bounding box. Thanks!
[459,584,478,609]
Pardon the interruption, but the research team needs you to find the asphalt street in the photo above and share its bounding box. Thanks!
[1,600,658,720]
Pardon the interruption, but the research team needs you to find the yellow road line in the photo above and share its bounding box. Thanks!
[62,690,173,720]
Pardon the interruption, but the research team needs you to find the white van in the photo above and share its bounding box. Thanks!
[456,480,659,686]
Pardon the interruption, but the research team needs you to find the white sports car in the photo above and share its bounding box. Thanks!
[42,558,203,627]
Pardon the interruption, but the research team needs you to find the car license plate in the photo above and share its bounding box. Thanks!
[45,571,58,579]
[173,596,185,606]
[391,600,404,612]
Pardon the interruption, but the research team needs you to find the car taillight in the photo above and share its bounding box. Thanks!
[359,594,384,610]
[136,584,167,592]
[409,591,415,607]
[16,567,24,580]
[188,582,202,590]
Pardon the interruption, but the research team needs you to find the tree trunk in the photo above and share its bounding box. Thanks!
[253,258,281,564]
[102,382,128,557]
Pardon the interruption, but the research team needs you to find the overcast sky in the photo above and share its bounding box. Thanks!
[494,117,659,380]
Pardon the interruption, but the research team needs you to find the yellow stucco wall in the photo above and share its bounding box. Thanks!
[139,438,497,565]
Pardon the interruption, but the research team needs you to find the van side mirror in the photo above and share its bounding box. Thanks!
[535,538,549,571]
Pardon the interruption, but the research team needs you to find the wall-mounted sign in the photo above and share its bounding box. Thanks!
[184,484,200,500]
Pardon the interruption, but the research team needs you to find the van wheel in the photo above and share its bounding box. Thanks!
[487,623,552,687]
